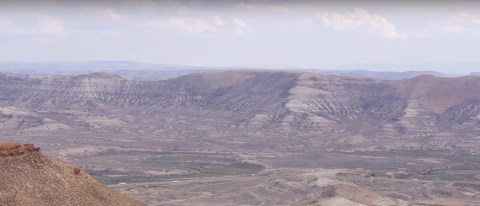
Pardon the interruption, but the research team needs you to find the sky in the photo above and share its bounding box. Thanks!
[1,0,480,73]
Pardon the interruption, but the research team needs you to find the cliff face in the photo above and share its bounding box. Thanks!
[0,142,146,206]
[1,71,480,151]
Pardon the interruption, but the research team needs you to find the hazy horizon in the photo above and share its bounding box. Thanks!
[1,0,480,74]
[0,60,478,75]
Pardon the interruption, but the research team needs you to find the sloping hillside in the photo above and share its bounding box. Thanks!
[2,71,480,139]
[0,142,146,206]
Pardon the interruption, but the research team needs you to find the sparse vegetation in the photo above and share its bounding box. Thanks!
[1,71,480,205]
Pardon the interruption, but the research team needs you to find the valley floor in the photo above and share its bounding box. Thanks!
[112,168,480,206]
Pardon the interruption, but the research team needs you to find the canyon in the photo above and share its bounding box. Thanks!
[0,71,479,205]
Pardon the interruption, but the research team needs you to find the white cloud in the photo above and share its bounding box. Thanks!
[238,3,290,14]
[144,16,252,34]
[213,16,225,27]
[317,8,408,40]
[37,17,65,36]
[232,17,252,34]
[439,12,480,35]
[103,8,122,20]
[145,17,221,34]
[170,18,215,33]
[232,18,248,29]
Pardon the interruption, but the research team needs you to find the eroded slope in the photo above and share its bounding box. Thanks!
[0,142,146,206]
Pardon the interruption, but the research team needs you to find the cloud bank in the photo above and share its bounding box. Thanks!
[317,8,408,40]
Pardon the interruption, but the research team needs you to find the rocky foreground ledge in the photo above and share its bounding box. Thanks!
[0,142,40,157]
[0,142,146,206]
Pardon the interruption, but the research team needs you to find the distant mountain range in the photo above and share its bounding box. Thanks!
[0,61,473,80]
[310,70,446,80]
[0,61,219,80]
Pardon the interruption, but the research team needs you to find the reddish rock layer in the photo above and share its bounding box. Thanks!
[0,142,40,157]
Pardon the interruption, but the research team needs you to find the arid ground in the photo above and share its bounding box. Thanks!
[1,71,479,205]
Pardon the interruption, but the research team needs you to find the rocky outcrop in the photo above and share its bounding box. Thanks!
[0,142,40,157]
[0,142,146,206]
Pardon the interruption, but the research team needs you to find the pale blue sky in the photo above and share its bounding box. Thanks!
[1,0,480,73]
